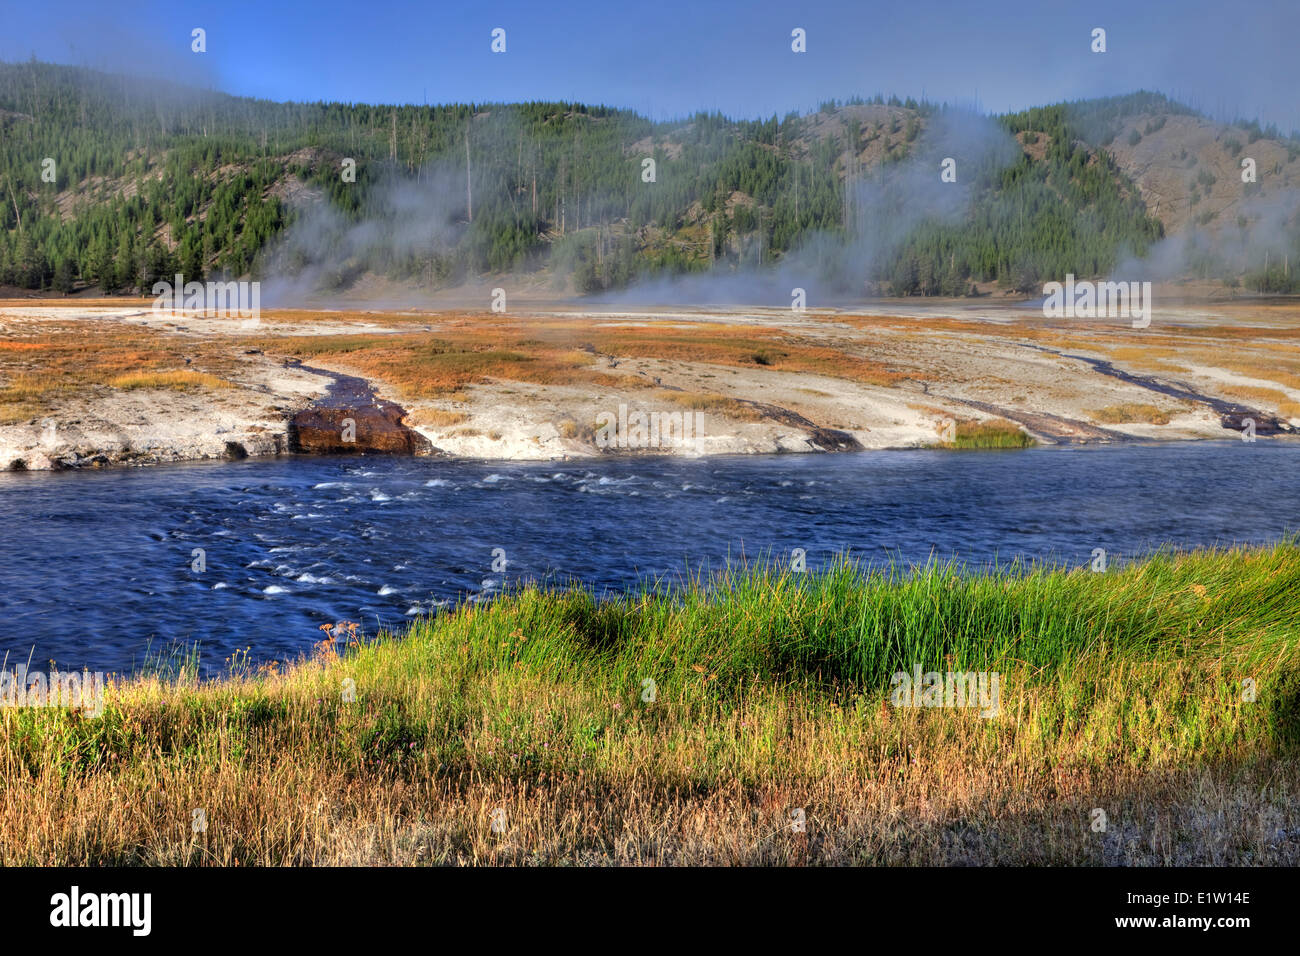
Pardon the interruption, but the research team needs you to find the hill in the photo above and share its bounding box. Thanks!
[2,62,1299,298]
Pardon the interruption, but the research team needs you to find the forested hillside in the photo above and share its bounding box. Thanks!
[2,61,1298,297]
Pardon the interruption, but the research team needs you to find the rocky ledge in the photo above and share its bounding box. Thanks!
[285,361,432,456]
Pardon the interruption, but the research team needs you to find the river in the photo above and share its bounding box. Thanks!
[1,441,1296,674]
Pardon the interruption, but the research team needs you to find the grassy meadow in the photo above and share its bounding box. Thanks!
[2,543,1298,865]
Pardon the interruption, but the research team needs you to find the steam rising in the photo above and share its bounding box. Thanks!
[594,109,1020,306]
[261,164,471,307]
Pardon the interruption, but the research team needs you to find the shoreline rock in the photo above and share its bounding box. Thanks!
[285,361,432,456]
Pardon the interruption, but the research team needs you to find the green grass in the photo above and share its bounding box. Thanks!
[3,542,1297,864]
[386,543,1300,754]
[931,421,1036,449]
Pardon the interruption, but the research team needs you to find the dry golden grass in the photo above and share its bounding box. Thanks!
[1211,384,1300,418]
[403,407,469,429]
[587,325,904,387]
[0,325,239,416]
[838,314,1004,335]
[1219,362,1300,392]
[655,389,767,421]
[0,373,55,404]
[0,297,145,308]
[6,303,1300,445]
[1103,346,1182,368]
[1188,324,1300,342]
[0,373,80,422]
[263,330,619,400]
[1091,403,1174,425]
[254,317,905,405]
[3,551,1296,866]
[0,401,41,425]
[109,370,233,391]
[5,711,1291,866]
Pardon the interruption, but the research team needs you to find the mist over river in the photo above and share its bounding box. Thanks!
[2,442,1297,675]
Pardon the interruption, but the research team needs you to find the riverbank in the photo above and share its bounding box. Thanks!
[4,542,1297,865]
[1,299,1298,470]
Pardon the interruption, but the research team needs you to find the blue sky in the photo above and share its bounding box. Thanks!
[3,0,1297,129]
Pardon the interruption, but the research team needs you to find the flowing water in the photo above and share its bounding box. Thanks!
[1,441,1297,674]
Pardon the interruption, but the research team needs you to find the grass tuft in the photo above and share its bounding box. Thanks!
[109,370,233,390]
[931,420,1035,449]
[1092,403,1174,425]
